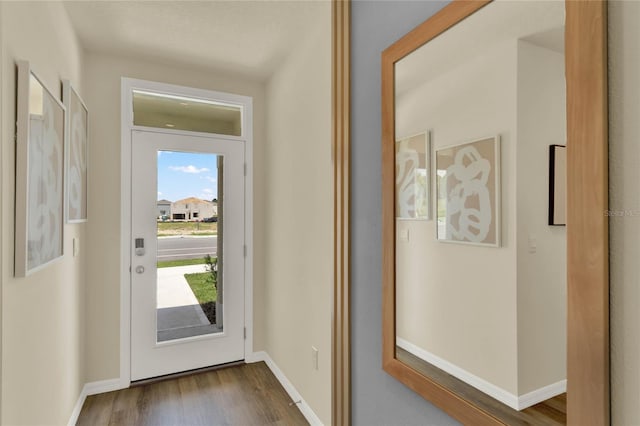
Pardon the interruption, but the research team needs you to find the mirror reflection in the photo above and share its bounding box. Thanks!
[394,0,567,421]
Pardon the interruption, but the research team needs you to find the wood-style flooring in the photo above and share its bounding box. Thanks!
[397,347,566,425]
[76,362,309,426]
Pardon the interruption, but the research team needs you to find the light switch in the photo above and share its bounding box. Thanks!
[398,228,410,242]
[528,235,537,254]
[73,238,79,257]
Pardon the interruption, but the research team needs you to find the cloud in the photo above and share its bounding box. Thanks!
[169,165,210,174]
[158,191,163,196]
[199,188,217,200]
[203,176,218,183]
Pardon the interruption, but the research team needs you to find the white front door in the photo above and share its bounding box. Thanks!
[130,129,245,381]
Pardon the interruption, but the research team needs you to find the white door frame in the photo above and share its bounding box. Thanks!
[119,77,253,387]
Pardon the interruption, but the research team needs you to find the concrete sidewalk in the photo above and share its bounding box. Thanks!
[157,265,210,334]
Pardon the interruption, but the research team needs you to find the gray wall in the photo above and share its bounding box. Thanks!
[609,2,640,424]
[351,1,459,425]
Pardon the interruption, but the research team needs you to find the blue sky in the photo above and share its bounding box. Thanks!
[157,151,218,202]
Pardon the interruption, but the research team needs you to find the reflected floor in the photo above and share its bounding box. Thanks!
[396,347,566,425]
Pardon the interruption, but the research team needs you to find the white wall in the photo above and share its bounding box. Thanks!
[395,41,520,395]
[609,1,640,424]
[0,3,86,424]
[82,52,267,382]
[515,40,566,395]
[263,4,332,423]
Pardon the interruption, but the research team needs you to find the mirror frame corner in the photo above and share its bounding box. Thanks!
[381,1,609,424]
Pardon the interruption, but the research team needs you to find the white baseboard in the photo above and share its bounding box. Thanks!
[67,378,128,426]
[67,388,87,426]
[244,351,264,363]
[396,337,565,411]
[518,379,567,410]
[84,377,127,396]
[248,351,323,426]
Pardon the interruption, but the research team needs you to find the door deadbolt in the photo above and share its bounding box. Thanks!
[135,238,145,256]
[135,265,145,274]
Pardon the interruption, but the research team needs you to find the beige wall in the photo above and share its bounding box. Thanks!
[263,4,332,423]
[515,40,566,394]
[609,1,640,424]
[395,42,520,395]
[83,52,267,381]
[0,2,86,425]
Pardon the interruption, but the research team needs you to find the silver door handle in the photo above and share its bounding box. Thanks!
[135,265,145,274]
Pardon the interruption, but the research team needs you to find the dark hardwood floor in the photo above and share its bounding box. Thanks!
[397,347,566,425]
[76,362,309,426]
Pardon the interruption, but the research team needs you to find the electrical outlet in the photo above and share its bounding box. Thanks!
[311,346,319,370]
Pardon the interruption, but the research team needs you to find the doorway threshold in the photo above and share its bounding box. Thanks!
[131,360,245,387]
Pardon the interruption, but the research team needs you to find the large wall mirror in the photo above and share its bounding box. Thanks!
[382,1,608,424]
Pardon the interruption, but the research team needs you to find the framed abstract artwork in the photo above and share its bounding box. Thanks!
[548,144,566,226]
[395,131,431,220]
[62,80,88,223]
[15,61,66,276]
[435,136,500,247]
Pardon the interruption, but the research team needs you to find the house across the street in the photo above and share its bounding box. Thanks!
[158,197,217,221]
[157,199,172,219]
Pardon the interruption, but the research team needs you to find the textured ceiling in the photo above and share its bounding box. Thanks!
[63,0,327,81]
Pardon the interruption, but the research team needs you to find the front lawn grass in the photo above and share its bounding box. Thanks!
[157,258,206,268]
[184,272,217,323]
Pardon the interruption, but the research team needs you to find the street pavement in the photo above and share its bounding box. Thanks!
[157,236,217,261]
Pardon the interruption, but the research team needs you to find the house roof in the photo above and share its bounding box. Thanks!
[173,197,212,205]
[157,199,172,204]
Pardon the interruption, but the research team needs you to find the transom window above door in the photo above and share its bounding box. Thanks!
[132,90,243,137]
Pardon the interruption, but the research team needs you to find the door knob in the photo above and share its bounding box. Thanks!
[135,265,145,274]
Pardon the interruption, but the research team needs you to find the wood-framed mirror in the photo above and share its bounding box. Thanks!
[381,1,608,424]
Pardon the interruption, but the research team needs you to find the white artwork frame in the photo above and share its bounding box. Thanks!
[15,61,66,277]
[62,80,88,223]
[395,131,432,220]
[435,135,501,247]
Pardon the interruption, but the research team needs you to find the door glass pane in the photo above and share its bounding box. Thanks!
[133,90,242,136]
[156,151,225,342]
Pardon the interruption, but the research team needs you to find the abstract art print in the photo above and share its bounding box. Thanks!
[63,80,88,223]
[436,136,500,247]
[395,131,431,220]
[15,61,66,276]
